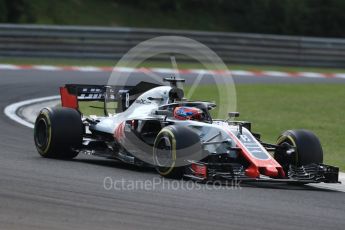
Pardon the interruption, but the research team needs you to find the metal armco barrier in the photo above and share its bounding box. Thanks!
[0,24,344,67]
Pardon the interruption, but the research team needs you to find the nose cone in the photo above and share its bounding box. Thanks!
[245,165,280,178]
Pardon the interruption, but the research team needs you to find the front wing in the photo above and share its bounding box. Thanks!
[184,162,340,184]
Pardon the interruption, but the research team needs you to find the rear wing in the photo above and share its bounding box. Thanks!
[60,81,161,115]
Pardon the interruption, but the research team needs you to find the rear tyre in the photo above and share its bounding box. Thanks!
[34,107,83,159]
[275,129,323,168]
[153,125,202,179]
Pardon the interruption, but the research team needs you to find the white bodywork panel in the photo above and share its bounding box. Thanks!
[90,85,272,161]
[93,86,171,134]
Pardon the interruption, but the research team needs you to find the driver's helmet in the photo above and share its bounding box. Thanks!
[173,106,204,121]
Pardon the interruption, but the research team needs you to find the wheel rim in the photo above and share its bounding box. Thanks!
[276,136,298,167]
[154,136,173,167]
[35,118,49,149]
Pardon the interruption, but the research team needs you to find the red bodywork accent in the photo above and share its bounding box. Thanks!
[191,163,207,178]
[245,164,260,178]
[60,87,78,109]
[223,127,285,179]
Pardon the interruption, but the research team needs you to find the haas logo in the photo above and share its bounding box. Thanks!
[114,122,125,142]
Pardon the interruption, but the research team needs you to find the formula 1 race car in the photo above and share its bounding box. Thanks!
[34,77,339,184]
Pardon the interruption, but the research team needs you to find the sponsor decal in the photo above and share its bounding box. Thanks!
[135,99,151,105]
[78,88,103,100]
[114,122,125,142]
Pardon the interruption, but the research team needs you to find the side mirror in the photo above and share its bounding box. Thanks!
[228,112,240,118]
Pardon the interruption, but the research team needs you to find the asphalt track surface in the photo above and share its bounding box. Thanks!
[1,69,345,230]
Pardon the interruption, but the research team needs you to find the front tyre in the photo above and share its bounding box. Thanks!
[34,107,83,159]
[153,125,202,179]
[275,129,323,169]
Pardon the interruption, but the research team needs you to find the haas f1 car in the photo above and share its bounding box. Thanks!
[34,78,339,184]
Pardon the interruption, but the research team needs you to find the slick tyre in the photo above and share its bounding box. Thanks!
[153,125,202,179]
[276,129,323,167]
[34,107,83,159]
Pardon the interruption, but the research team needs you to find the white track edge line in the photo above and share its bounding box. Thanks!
[4,95,60,129]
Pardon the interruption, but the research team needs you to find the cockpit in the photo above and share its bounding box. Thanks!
[157,101,215,123]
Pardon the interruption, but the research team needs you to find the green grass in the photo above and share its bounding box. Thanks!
[78,101,117,116]
[77,84,345,170]
[188,84,345,170]
[2,57,345,73]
